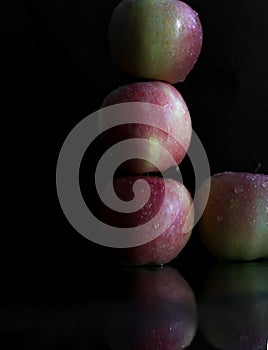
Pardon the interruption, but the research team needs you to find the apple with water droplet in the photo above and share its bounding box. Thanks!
[100,81,192,174]
[99,176,194,265]
[197,172,268,260]
[108,0,203,84]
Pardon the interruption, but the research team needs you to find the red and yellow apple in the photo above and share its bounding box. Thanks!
[108,0,203,83]
[197,172,268,260]
[103,266,198,349]
[99,176,194,265]
[199,262,268,350]
[100,81,192,174]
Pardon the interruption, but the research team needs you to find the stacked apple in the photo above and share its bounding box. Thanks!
[98,0,203,265]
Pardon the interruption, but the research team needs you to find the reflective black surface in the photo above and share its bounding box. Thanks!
[1,259,267,349]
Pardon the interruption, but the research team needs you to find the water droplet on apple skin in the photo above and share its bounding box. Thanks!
[261,181,268,188]
[216,215,223,222]
[233,185,244,194]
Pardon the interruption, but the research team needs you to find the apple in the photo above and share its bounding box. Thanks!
[108,0,203,83]
[100,81,192,174]
[103,266,198,349]
[99,176,194,265]
[199,262,268,350]
[197,172,268,260]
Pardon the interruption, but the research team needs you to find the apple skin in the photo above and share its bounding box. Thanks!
[103,266,198,350]
[197,172,268,261]
[101,81,192,174]
[199,262,268,350]
[100,176,194,265]
[108,0,202,84]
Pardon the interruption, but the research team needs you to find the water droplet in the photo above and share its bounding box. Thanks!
[229,198,235,209]
[153,223,160,229]
[217,215,223,222]
[261,181,268,188]
[233,186,244,194]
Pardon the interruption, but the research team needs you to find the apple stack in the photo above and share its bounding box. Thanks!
[98,0,203,265]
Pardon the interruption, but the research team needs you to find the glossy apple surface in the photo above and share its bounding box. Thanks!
[197,172,268,260]
[100,81,192,174]
[108,0,202,83]
[103,266,198,349]
[199,262,268,350]
[99,176,194,265]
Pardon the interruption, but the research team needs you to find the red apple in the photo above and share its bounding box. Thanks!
[199,262,268,350]
[108,0,202,83]
[99,176,194,265]
[197,172,268,260]
[103,266,198,350]
[100,81,192,174]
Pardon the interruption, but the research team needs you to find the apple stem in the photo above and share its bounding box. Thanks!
[253,162,261,173]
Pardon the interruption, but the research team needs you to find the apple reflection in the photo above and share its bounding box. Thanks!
[199,261,268,350]
[0,267,197,349]
[103,266,198,350]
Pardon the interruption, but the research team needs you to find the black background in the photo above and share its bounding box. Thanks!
[2,0,268,302]
[1,1,268,349]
